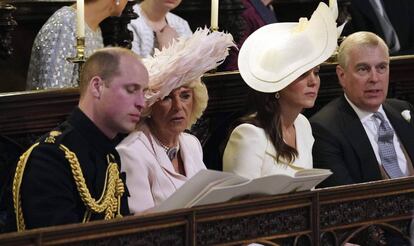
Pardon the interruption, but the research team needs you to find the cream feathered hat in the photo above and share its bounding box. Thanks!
[238,0,344,93]
[144,27,236,107]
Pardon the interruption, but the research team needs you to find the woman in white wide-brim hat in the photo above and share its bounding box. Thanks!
[117,28,235,213]
[223,0,343,179]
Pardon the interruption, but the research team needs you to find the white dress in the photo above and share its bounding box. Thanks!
[128,4,193,57]
[223,114,314,179]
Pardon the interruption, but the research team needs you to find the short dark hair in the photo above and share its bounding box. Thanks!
[79,47,140,96]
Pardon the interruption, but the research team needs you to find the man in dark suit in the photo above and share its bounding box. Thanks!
[310,31,414,187]
[345,0,414,55]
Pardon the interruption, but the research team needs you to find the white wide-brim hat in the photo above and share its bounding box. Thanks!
[238,1,340,93]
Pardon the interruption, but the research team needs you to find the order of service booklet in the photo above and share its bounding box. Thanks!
[152,168,332,213]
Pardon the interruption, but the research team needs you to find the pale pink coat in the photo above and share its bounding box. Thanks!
[116,123,206,214]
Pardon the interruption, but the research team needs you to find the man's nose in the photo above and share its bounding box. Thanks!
[369,69,380,82]
[135,92,146,109]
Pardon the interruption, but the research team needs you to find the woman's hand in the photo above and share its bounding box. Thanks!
[155,25,178,50]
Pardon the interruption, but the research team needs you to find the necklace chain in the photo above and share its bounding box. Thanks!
[155,137,180,161]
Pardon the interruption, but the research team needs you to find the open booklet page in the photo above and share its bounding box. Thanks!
[151,169,331,213]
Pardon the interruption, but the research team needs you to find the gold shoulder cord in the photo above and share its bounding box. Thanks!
[12,143,124,232]
[13,143,39,232]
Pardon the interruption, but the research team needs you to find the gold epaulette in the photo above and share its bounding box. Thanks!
[12,133,124,232]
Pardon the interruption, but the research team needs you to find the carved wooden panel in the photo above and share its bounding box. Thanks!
[320,193,414,227]
[319,177,414,245]
[1,177,414,245]
[69,225,187,246]
[196,207,311,245]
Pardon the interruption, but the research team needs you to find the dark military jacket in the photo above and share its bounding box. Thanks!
[20,107,130,229]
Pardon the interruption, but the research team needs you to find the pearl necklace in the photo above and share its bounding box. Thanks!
[156,138,180,161]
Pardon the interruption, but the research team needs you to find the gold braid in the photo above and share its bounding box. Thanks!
[60,145,124,220]
[13,143,39,231]
[12,143,124,232]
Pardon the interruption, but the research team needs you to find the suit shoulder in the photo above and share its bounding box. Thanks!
[385,98,412,110]
[37,122,74,146]
[310,97,343,124]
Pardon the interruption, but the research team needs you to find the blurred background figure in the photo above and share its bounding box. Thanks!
[117,28,235,213]
[26,0,129,90]
[129,0,192,58]
[345,0,414,55]
[222,0,277,71]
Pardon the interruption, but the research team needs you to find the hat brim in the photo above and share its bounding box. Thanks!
[238,2,338,93]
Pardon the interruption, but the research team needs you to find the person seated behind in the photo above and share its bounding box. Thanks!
[344,0,414,56]
[129,0,192,58]
[310,31,414,187]
[223,0,340,179]
[222,0,277,71]
[26,0,129,90]
[117,28,235,213]
[12,47,148,231]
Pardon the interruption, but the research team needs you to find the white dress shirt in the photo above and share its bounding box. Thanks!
[345,95,408,175]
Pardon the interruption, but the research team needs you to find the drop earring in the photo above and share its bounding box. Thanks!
[274,92,280,99]
[115,0,120,5]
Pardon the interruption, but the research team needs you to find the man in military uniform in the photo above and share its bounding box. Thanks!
[12,47,149,230]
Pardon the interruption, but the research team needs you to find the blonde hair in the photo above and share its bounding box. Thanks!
[187,78,208,128]
[337,31,389,68]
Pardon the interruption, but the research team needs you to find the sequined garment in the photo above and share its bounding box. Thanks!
[26,6,103,90]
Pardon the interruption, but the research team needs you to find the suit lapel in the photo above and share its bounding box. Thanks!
[339,97,382,180]
[383,103,414,165]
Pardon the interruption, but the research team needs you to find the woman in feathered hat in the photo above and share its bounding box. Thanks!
[117,28,235,213]
[223,0,343,179]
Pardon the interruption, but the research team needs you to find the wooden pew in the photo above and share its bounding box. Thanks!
[1,55,414,159]
[0,176,413,245]
[0,56,414,245]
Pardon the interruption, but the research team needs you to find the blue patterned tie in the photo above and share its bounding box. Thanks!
[373,112,404,178]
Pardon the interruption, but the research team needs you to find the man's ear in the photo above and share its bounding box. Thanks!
[90,76,104,98]
[336,65,346,89]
